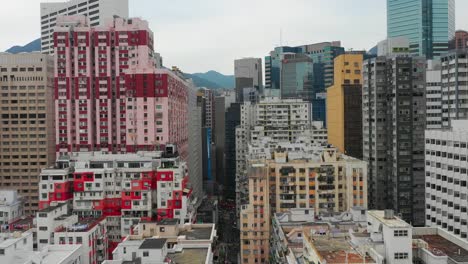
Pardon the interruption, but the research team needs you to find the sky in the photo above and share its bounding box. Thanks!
[1,0,468,75]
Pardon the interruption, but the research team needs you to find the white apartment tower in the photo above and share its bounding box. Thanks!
[40,0,129,54]
[425,120,468,240]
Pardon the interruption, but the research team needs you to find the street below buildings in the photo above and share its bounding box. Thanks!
[216,202,240,264]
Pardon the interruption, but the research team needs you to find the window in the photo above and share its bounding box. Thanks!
[76,237,82,244]
[39,226,47,231]
[160,227,165,232]
[394,252,408,259]
[394,230,408,237]
[143,251,149,257]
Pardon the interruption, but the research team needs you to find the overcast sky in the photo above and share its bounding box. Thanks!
[1,0,468,74]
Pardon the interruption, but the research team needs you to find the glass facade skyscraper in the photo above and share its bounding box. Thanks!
[264,42,344,125]
[387,0,455,59]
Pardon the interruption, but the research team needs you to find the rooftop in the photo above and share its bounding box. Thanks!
[304,225,374,263]
[56,217,105,233]
[39,203,66,213]
[179,227,213,240]
[139,238,167,250]
[0,231,31,249]
[415,235,468,262]
[157,219,179,225]
[367,210,410,228]
[40,245,83,264]
[10,216,34,231]
[166,248,208,264]
[310,236,374,263]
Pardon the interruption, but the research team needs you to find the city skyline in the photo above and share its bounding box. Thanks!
[0,0,467,74]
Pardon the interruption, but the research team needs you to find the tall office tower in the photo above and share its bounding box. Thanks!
[188,85,203,203]
[240,147,367,264]
[425,120,468,240]
[264,41,344,96]
[224,103,241,199]
[265,42,344,125]
[441,50,468,128]
[280,53,314,100]
[199,88,216,143]
[327,53,364,159]
[363,55,426,226]
[426,60,443,129]
[0,53,55,214]
[234,58,263,102]
[449,30,468,50]
[387,0,455,58]
[40,0,129,54]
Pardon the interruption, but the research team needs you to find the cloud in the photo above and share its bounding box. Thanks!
[0,0,467,74]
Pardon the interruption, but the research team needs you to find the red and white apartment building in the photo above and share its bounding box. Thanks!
[54,15,189,159]
[39,147,195,255]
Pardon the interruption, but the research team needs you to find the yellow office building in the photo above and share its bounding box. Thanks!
[326,53,364,158]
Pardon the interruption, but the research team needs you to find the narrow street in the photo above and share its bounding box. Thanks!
[216,203,240,263]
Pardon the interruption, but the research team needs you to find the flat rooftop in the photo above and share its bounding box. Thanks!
[367,210,410,228]
[311,237,375,263]
[179,227,212,240]
[56,217,104,233]
[157,218,179,225]
[139,238,167,250]
[10,216,34,231]
[415,235,468,262]
[41,245,82,264]
[167,248,208,264]
[304,224,374,264]
[39,203,66,213]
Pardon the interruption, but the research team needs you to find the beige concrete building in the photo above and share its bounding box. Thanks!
[240,147,367,264]
[0,52,55,214]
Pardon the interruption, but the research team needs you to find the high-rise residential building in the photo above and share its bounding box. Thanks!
[425,120,468,240]
[362,55,426,226]
[234,58,263,102]
[39,149,195,253]
[441,50,468,128]
[40,0,129,54]
[240,147,367,264]
[235,98,323,218]
[54,16,190,159]
[449,30,468,50]
[426,60,443,129]
[0,52,55,214]
[387,0,455,58]
[265,41,344,96]
[327,53,364,158]
[188,85,203,204]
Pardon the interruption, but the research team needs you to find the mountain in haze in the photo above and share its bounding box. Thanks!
[5,38,41,54]
[186,70,234,89]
